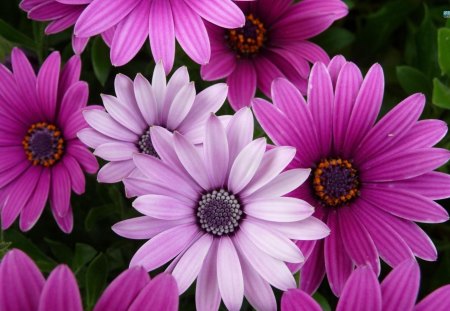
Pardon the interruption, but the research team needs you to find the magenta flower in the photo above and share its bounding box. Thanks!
[201,0,348,110]
[0,248,179,311]
[19,0,115,54]
[79,62,228,184]
[253,56,450,296]
[113,110,330,311]
[43,0,252,71]
[0,48,98,233]
[281,260,450,311]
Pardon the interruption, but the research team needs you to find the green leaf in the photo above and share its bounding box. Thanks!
[85,253,108,310]
[415,4,438,76]
[313,292,331,311]
[91,37,111,86]
[45,238,74,264]
[396,66,432,96]
[3,229,56,272]
[314,28,355,54]
[438,28,450,76]
[72,243,97,272]
[432,78,450,109]
[0,19,36,51]
[85,204,116,231]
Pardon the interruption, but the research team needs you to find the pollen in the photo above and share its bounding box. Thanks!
[226,14,267,58]
[23,122,64,167]
[313,157,360,208]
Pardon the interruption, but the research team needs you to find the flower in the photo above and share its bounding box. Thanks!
[0,248,179,311]
[253,55,450,296]
[79,62,228,184]
[0,48,98,233]
[201,0,348,110]
[281,260,450,311]
[19,0,115,54]
[24,0,250,72]
[113,109,330,311]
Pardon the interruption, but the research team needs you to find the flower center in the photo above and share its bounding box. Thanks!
[138,127,159,158]
[197,189,243,236]
[226,14,267,58]
[23,122,64,167]
[313,158,360,208]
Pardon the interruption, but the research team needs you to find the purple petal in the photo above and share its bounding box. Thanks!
[50,163,72,217]
[97,160,135,183]
[75,0,138,37]
[166,83,196,130]
[254,55,284,97]
[217,236,244,311]
[110,0,150,66]
[94,267,150,311]
[201,48,236,81]
[149,0,175,73]
[172,234,213,293]
[171,0,210,65]
[58,81,89,124]
[361,185,449,223]
[227,61,257,110]
[0,249,45,311]
[299,240,325,294]
[37,51,61,120]
[307,62,334,157]
[187,0,244,28]
[196,241,221,311]
[225,107,254,168]
[244,197,313,222]
[381,260,420,311]
[415,285,450,311]
[281,289,322,311]
[389,171,450,200]
[336,266,382,311]
[324,211,353,297]
[228,138,266,194]
[204,114,229,188]
[128,273,179,311]
[338,206,380,274]
[83,109,139,142]
[101,94,146,134]
[63,154,85,195]
[133,194,193,220]
[94,142,137,161]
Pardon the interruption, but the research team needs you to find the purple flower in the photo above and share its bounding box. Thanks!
[113,110,330,311]
[281,260,450,311]
[0,248,179,311]
[0,48,98,233]
[19,0,115,55]
[201,0,348,110]
[79,62,228,184]
[253,55,450,296]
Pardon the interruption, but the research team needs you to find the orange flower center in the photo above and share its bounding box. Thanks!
[226,14,267,58]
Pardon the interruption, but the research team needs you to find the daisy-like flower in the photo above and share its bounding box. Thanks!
[0,248,179,311]
[24,0,251,72]
[253,56,450,296]
[0,48,98,233]
[79,62,229,184]
[19,0,115,55]
[201,0,348,110]
[113,109,330,311]
[281,260,450,311]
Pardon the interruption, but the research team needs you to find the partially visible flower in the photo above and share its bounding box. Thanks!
[281,260,450,311]
[201,0,348,110]
[79,62,228,184]
[113,109,330,311]
[253,56,450,296]
[0,48,98,233]
[0,248,179,311]
[19,0,115,54]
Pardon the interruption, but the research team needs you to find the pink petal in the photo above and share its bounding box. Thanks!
[196,241,221,311]
[133,194,193,220]
[186,0,244,28]
[245,197,314,222]
[50,163,72,217]
[281,289,322,311]
[227,61,257,110]
[415,285,450,311]
[37,51,60,121]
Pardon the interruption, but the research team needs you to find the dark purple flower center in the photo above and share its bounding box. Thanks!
[226,14,267,58]
[197,189,243,236]
[313,158,360,208]
[23,122,64,167]
[138,127,159,158]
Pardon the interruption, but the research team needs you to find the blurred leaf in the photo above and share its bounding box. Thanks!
[45,238,74,264]
[432,78,450,109]
[85,204,116,231]
[91,37,111,86]
[0,241,12,259]
[0,19,36,51]
[438,28,450,76]
[3,229,56,272]
[72,243,97,272]
[313,292,331,311]
[396,65,432,96]
[314,28,355,54]
[85,253,108,310]
[415,4,438,76]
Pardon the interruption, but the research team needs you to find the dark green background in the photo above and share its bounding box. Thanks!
[0,0,449,310]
